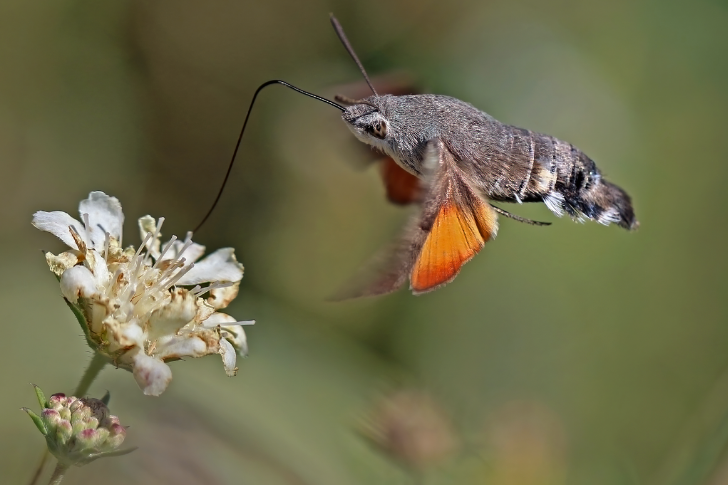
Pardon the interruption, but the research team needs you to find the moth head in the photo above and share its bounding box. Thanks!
[341,97,390,148]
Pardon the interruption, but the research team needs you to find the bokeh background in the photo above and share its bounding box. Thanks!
[2,0,727,483]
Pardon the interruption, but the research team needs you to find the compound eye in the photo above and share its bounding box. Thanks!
[368,121,387,139]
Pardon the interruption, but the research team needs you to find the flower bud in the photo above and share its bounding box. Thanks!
[48,393,67,410]
[104,422,127,451]
[59,407,72,421]
[73,427,109,453]
[55,420,73,447]
[23,385,135,467]
[41,409,63,432]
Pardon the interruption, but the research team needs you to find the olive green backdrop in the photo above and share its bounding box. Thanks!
[1,0,727,483]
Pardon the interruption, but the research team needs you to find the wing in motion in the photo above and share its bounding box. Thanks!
[335,139,498,298]
[379,156,423,205]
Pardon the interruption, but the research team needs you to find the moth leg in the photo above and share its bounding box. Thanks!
[489,205,551,226]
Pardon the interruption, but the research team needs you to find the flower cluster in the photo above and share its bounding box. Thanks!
[23,385,133,467]
[33,192,253,396]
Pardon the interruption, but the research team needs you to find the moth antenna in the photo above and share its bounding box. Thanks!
[489,204,552,226]
[193,80,344,233]
[330,14,379,97]
[334,94,361,105]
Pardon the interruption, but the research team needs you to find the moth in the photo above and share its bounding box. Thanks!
[328,16,638,297]
[195,15,638,298]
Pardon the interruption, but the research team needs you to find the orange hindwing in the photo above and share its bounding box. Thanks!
[333,139,499,298]
[410,188,497,294]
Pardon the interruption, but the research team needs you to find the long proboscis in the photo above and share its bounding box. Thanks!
[193,80,345,234]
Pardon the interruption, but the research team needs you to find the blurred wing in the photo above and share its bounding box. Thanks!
[410,185,497,294]
[409,140,498,294]
[332,139,498,298]
[380,156,423,205]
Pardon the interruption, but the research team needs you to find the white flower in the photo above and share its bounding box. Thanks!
[33,191,254,396]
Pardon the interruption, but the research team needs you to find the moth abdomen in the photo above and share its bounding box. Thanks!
[537,135,638,230]
[470,125,638,230]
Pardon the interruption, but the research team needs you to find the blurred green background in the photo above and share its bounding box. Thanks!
[2,0,727,483]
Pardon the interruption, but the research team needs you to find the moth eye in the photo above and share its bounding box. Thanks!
[369,121,387,139]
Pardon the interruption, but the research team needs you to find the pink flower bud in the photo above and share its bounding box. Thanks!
[55,420,73,446]
[26,385,134,467]
[41,409,62,431]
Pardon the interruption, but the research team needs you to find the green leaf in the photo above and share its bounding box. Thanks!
[32,383,47,408]
[98,447,138,458]
[83,447,138,465]
[22,407,47,435]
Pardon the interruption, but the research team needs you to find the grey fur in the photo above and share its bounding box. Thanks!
[342,94,638,230]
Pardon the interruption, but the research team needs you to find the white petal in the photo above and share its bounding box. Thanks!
[177,248,243,285]
[132,353,173,396]
[85,250,111,287]
[105,319,145,351]
[194,299,216,324]
[222,324,248,357]
[60,266,99,303]
[155,334,209,360]
[200,312,237,327]
[138,216,161,258]
[207,283,239,310]
[147,289,197,340]
[219,337,238,376]
[161,239,206,264]
[79,192,124,250]
[32,211,87,250]
[89,299,109,334]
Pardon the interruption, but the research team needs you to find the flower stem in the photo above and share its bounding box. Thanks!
[26,450,48,485]
[47,463,68,485]
[73,352,108,397]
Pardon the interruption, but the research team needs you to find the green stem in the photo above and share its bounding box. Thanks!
[47,463,68,485]
[27,450,48,485]
[73,352,108,397]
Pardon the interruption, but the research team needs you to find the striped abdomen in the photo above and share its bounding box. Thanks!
[465,124,638,230]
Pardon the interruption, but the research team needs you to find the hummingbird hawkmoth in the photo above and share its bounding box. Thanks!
[328,16,637,297]
[195,15,638,298]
